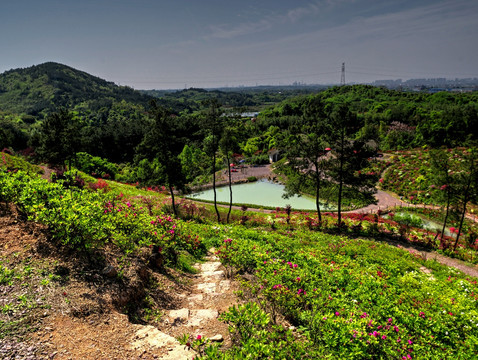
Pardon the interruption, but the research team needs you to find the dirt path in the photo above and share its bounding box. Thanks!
[0,203,240,359]
[386,240,478,278]
[351,189,407,214]
[34,251,239,360]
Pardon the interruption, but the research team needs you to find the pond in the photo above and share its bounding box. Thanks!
[188,180,336,211]
[384,211,452,236]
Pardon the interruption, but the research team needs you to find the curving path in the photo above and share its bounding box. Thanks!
[350,189,407,214]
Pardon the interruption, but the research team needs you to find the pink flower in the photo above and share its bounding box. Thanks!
[335,312,340,316]
[372,331,379,337]
[382,335,387,340]
[408,339,413,345]
[196,335,202,340]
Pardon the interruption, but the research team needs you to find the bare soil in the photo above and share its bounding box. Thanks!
[0,204,239,360]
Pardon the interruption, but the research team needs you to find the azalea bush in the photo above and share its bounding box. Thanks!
[206,224,478,359]
[0,169,206,262]
[381,148,477,206]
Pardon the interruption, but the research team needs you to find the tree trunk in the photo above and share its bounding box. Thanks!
[454,203,467,251]
[440,190,451,240]
[213,151,221,223]
[337,172,343,228]
[314,162,322,223]
[337,131,345,228]
[454,179,471,251]
[227,155,232,224]
[169,184,177,217]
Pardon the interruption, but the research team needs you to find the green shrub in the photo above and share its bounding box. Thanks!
[74,152,118,179]
[392,212,424,228]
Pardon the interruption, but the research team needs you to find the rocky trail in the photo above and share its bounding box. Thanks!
[0,206,239,360]
[131,252,238,359]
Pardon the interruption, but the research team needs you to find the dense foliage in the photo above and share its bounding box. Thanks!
[142,86,325,114]
[258,85,478,150]
[194,224,478,359]
[2,152,478,358]
[0,62,152,118]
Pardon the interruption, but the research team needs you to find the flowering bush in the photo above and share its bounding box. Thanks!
[0,169,205,262]
[210,224,478,359]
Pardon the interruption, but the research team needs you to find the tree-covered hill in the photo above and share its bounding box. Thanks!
[258,85,478,149]
[142,86,326,114]
[0,62,153,118]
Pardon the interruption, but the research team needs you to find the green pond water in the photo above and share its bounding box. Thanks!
[385,211,452,236]
[189,180,336,211]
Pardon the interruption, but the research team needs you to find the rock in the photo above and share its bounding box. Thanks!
[210,334,224,342]
[169,308,189,322]
[131,325,194,359]
[197,283,216,293]
[188,309,219,326]
[200,270,224,279]
[188,294,203,303]
[200,262,221,273]
[219,280,231,291]
[102,265,117,278]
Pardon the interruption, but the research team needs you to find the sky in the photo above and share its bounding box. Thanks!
[1,0,477,89]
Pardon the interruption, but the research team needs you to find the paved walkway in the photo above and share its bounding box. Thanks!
[351,190,406,214]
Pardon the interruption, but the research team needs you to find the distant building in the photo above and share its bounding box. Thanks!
[268,149,280,163]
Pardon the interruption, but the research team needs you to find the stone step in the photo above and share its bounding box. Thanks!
[197,282,216,293]
[188,309,219,327]
[131,325,193,359]
[200,270,224,279]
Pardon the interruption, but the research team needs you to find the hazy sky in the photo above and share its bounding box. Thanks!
[1,0,477,89]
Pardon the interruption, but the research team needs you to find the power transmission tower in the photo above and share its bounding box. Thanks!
[340,62,345,86]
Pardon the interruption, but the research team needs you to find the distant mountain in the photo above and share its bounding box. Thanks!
[0,62,152,118]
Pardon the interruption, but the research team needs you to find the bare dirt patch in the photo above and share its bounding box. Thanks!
[0,204,240,359]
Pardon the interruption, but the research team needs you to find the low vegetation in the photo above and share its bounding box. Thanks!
[1,62,478,358]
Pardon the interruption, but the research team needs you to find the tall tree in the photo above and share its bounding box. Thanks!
[430,148,454,241]
[281,96,330,222]
[137,101,186,216]
[325,102,376,227]
[452,148,478,250]
[36,108,82,169]
[202,99,223,223]
[219,118,241,223]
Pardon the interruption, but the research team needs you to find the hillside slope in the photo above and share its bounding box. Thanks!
[0,62,152,117]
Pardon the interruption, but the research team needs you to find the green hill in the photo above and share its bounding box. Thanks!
[0,62,152,118]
